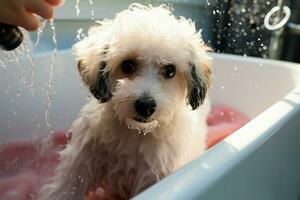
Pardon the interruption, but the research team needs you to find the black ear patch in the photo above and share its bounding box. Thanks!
[90,61,112,103]
[189,64,208,110]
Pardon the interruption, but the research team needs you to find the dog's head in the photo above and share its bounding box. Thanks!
[73,4,212,133]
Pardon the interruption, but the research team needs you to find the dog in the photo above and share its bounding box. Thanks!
[39,4,212,200]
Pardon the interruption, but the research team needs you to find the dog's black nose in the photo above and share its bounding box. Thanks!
[135,97,156,118]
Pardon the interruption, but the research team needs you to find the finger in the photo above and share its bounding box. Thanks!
[25,0,54,19]
[45,0,64,7]
[0,4,23,26]
[19,11,40,31]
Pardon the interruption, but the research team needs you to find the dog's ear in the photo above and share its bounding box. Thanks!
[187,63,210,110]
[187,47,212,110]
[76,54,112,103]
[89,61,112,103]
[73,24,113,103]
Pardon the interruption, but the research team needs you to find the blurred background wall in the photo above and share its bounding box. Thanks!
[30,0,300,63]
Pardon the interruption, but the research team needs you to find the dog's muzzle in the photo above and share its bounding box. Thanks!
[134,96,156,120]
[125,96,159,133]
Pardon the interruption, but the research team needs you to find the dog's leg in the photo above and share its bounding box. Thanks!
[38,139,94,200]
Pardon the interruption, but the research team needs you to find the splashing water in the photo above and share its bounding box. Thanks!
[0,58,6,69]
[76,28,83,40]
[0,29,36,94]
[0,18,59,147]
[232,66,238,76]
[44,19,57,133]
[21,36,36,94]
[88,0,95,20]
[37,19,58,155]
[13,53,28,85]
[76,0,81,16]
[35,20,47,47]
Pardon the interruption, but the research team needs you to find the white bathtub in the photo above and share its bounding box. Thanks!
[1,50,300,199]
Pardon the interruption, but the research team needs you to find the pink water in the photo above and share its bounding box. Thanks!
[0,105,248,200]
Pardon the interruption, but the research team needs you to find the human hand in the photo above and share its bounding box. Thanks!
[0,0,64,31]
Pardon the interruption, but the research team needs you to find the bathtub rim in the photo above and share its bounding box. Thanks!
[133,86,300,200]
[30,50,300,199]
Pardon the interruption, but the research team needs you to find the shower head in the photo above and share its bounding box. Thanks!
[0,23,23,51]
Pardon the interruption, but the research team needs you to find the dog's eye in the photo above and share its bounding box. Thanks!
[121,60,135,74]
[162,64,176,79]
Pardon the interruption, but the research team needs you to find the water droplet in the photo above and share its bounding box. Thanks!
[0,59,7,69]
[7,121,13,128]
[76,28,83,40]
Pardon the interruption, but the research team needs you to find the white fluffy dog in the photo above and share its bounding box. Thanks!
[39,4,212,200]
